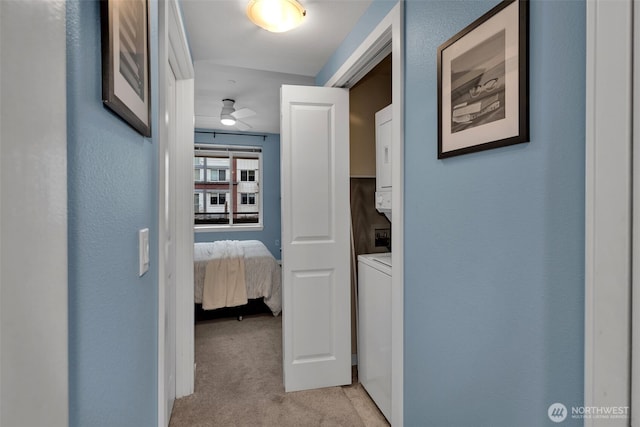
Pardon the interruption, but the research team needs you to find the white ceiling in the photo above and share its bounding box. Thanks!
[181,0,373,134]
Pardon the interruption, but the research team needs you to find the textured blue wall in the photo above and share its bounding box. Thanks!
[194,130,282,259]
[318,0,585,424]
[403,0,585,425]
[67,0,159,425]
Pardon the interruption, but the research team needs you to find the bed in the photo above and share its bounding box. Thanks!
[194,240,281,316]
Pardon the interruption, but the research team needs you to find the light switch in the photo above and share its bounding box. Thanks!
[139,228,149,277]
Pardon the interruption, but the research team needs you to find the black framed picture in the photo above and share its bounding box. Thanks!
[101,0,151,137]
[437,0,529,158]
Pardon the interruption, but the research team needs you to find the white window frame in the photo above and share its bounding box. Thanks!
[209,168,227,183]
[194,144,263,232]
[208,191,227,205]
[240,192,256,205]
[240,169,256,182]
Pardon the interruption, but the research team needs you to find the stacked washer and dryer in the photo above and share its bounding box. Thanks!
[358,104,392,422]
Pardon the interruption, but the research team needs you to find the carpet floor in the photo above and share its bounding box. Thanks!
[169,314,389,427]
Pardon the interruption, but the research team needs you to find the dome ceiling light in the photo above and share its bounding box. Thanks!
[246,0,306,33]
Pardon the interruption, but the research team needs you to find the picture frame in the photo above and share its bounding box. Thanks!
[437,0,528,158]
[101,0,151,137]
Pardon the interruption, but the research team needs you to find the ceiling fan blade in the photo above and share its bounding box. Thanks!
[231,107,256,119]
[235,120,252,131]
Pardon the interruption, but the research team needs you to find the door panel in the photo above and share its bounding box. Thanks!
[281,85,351,392]
[291,270,334,361]
[290,104,333,240]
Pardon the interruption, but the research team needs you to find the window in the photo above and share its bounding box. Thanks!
[240,170,256,182]
[194,144,262,229]
[194,193,201,212]
[209,192,226,205]
[209,168,227,182]
[241,193,256,205]
[194,158,229,183]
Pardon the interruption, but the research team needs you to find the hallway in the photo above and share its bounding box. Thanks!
[169,314,389,426]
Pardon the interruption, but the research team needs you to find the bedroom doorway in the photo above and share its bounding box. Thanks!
[175,4,403,426]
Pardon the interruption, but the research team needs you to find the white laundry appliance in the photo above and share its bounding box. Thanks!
[358,252,392,421]
[356,104,393,420]
[375,104,392,221]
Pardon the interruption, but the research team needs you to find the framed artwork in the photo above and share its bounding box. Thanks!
[437,0,529,158]
[101,0,151,137]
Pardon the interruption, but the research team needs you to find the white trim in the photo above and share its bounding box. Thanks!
[324,12,393,89]
[585,0,632,424]
[1,1,4,418]
[174,77,195,399]
[168,0,194,80]
[324,4,404,425]
[633,0,640,422]
[390,6,404,425]
[1,1,68,424]
[0,10,3,413]
[159,0,195,425]
[169,0,195,401]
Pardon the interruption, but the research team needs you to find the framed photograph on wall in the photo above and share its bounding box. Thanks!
[437,0,528,158]
[101,0,151,137]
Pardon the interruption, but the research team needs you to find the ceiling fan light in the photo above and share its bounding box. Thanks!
[247,0,306,33]
[220,114,236,126]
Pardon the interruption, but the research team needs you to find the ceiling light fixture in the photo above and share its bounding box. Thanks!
[246,0,306,33]
[220,99,237,126]
[220,114,236,126]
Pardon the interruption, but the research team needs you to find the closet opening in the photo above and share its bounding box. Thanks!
[348,53,393,422]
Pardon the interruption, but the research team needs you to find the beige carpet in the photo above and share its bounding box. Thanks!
[169,314,389,427]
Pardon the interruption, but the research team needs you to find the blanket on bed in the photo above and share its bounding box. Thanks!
[202,241,248,310]
[194,240,282,315]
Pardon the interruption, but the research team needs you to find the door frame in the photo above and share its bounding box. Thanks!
[158,0,194,425]
[585,0,632,423]
[324,4,404,425]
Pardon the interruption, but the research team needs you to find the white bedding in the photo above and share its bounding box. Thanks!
[194,240,281,316]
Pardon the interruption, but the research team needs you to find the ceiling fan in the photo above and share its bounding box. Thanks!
[219,99,256,131]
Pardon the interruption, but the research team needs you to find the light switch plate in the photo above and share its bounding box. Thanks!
[139,228,149,277]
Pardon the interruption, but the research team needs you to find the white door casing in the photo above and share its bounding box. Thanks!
[280,84,351,392]
[0,1,68,425]
[164,64,178,422]
[632,0,640,422]
[158,57,177,427]
[323,4,403,425]
[585,1,632,425]
[159,0,195,425]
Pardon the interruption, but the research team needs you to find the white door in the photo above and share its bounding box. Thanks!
[163,64,178,422]
[280,84,351,392]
